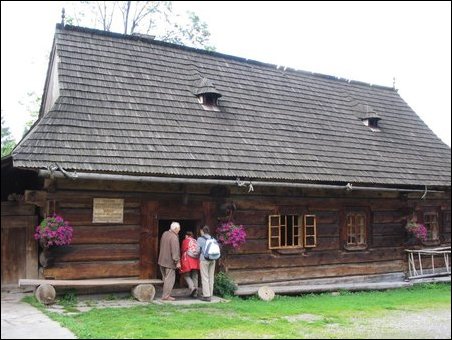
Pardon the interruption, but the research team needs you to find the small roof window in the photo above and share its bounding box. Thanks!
[193,77,222,110]
[349,99,382,131]
[361,110,381,131]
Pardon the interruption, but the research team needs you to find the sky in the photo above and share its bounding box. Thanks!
[1,1,451,146]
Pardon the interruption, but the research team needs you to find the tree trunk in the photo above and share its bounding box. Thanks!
[257,286,275,301]
[35,284,56,305]
[131,284,155,302]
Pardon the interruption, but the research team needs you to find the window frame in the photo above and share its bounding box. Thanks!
[341,208,370,251]
[304,214,317,248]
[418,207,443,245]
[268,214,317,249]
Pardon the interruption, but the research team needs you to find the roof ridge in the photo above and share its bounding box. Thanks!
[56,23,395,92]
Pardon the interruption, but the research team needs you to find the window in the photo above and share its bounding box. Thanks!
[423,212,439,242]
[201,93,218,106]
[268,214,317,249]
[344,212,367,249]
[304,215,317,248]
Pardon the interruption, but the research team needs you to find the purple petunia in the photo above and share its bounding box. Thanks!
[216,222,247,249]
[34,214,73,248]
[405,218,428,242]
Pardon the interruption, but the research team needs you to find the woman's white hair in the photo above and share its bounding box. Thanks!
[170,221,180,231]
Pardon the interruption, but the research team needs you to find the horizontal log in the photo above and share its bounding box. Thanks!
[57,197,141,209]
[1,202,35,216]
[236,239,271,254]
[372,211,404,224]
[244,225,267,239]
[372,223,404,236]
[42,261,140,279]
[71,225,140,244]
[224,247,404,270]
[236,281,412,296]
[19,278,162,287]
[58,208,140,226]
[315,236,339,250]
[316,212,338,224]
[317,223,339,237]
[234,200,278,211]
[234,210,268,225]
[228,260,405,284]
[372,235,404,248]
[50,244,139,262]
[54,178,196,193]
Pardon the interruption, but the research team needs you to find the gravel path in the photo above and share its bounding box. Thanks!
[323,307,451,339]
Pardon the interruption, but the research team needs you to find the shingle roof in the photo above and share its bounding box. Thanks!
[193,77,222,97]
[12,25,451,187]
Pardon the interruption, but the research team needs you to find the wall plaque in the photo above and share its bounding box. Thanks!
[93,198,124,223]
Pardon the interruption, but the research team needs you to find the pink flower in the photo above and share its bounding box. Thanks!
[405,217,427,241]
[216,222,246,249]
[34,214,73,248]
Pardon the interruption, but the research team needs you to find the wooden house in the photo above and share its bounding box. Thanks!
[2,24,450,290]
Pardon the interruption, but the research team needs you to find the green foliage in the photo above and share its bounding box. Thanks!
[68,1,214,50]
[213,271,237,297]
[57,290,79,313]
[24,283,450,339]
[19,91,41,135]
[1,116,16,157]
[59,290,78,307]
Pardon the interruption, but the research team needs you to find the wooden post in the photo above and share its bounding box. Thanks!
[131,284,156,302]
[140,201,159,278]
[257,286,275,301]
[203,201,215,228]
[35,284,56,305]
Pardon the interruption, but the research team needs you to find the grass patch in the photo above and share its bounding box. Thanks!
[27,283,450,339]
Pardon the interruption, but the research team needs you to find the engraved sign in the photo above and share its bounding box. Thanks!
[93,198,124,223]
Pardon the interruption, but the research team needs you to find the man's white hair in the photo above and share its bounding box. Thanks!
[170,221,180,231]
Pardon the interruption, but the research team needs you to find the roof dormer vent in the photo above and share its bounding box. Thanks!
[348,98,382,132]
[193,77,222,110]
[361,108,381,131]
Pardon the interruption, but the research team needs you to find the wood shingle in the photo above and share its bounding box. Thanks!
[12,24,451,187]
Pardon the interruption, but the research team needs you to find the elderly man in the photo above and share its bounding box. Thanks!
[158,221,181,300]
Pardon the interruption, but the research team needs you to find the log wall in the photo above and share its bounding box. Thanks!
[40,178,450,284]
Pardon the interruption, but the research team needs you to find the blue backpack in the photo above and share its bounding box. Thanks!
[203,236,221,260]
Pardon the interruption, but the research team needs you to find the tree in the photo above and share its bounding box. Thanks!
[19,91,41,136]
[1,116,16,158]
[67,1,215,50]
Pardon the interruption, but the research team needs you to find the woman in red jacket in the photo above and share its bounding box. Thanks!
[180,231,200,297]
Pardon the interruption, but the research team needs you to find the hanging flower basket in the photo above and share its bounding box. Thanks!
[216,221,247,250]
[34,214,73,248]
[405,216,427,243]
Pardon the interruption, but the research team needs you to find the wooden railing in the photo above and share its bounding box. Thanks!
[405,246,451,279]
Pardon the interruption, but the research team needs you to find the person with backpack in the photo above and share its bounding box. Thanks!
[180,231,200,297]
[197,225,221,302]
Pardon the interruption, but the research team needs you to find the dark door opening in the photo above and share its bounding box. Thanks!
[157,219,199,287]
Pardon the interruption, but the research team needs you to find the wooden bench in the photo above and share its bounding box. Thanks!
[19,278,163,305]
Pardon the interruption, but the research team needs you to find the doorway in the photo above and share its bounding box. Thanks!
[157,219,199,287]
